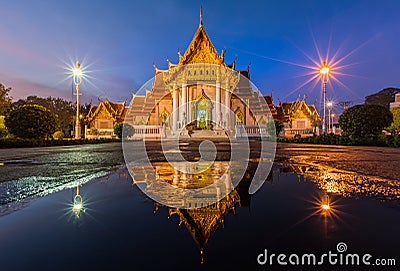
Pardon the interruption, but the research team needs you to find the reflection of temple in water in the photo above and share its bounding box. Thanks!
[168,189,241,258]
[145,163,273,263]
[154,180,252,263]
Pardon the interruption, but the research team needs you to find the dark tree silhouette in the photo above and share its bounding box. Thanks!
[339,104,393,137]
[5,104,57,139]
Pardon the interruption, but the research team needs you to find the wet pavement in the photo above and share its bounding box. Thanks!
[276,143,400,181]
[0,142,399,270]
[0,142,399,209]
[0,143,124,207]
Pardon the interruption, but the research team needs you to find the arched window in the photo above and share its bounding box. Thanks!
[160,108,170,128]
[235,108,244,125]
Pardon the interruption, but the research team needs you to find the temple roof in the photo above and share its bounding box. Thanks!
[87,99,127,123]
[169,190,241,255]
[275,97,321,122]
[176,9,225,66]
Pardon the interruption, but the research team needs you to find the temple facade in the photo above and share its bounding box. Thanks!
[85,99,127,138]
[85,10,321,139]
[275,97,320,137]
[125,11,272,139]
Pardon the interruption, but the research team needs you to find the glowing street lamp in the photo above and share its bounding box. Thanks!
[319,61,330,134]
[73,61,83,139]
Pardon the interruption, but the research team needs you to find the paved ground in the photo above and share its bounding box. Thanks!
[276,143,400,181]
[0,141,398,205]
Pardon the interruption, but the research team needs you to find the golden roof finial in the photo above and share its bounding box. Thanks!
[200,6,203,25]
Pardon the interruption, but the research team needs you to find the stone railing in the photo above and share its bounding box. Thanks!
[285,128,314,136]
[235,125,270,138]
[131,125,162,139]
[86,128,115,139]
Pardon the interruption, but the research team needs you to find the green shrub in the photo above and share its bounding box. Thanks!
[0,137,121,148]
[293,134,301,140]
[53,131,64,140]
[276,133,399,148]
[339,104,393,137]
[114,123,135,139]
[5,104,57,139]
[89,128,99,135]
[0,128,7,138]
[266,119,283,136]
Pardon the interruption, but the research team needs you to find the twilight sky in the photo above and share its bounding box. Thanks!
[1,0,400,112]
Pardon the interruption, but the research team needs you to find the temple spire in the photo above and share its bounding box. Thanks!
[200,6,203,25]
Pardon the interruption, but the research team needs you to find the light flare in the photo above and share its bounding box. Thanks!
[321,203,330,210]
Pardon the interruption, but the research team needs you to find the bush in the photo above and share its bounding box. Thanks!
[114,123,135,139]
[53,131,64,140]
[0,137,121,148]
[0,128,7,138]
[5,104,57,139]
[89,128,99,136]
[266,119,283,136]
[276,133,399,147]
[339,104,393,137]
[293,134,301,140]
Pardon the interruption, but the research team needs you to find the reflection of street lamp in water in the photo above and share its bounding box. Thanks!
[72,185,84,218]
[321,192,331,212]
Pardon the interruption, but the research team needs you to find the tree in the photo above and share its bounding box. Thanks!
[114,123,135,139]
[338,104,393,137]
[388,107,400,132]
[12,96,90,132]
[266,119,284,136]
[5,104,57,139]
[0,83,12,115]
[53,131,64,140]
[0,115,7,138]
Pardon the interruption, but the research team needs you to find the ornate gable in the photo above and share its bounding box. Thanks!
[288,99,320,122]
[87,100,116,122]
[178,9,224,66]
[168,190,240,256]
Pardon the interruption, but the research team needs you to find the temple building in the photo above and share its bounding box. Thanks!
[275,97,320,137]
[85,10,320,139]
[85,99,127,138]
[125,10,272,139]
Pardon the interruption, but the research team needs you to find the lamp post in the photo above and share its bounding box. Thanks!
[319,62,330,134]
[327,101,333,133]
[73,62,83,139]
[72,185,84,218]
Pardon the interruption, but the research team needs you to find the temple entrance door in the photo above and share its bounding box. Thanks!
[235,108,244,125]
[193,90,212,130]
[196,109,207,129]
[160,109,170,129]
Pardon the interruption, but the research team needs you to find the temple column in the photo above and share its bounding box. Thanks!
[172,86,179,134]
[245,98,250,125]
[182,83,187,125]
[225,89,230,130]
[188,87,192,123]
[156,100,159,126]
[216,81,221,125]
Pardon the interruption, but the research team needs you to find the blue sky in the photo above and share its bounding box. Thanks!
[1,0,400,111]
